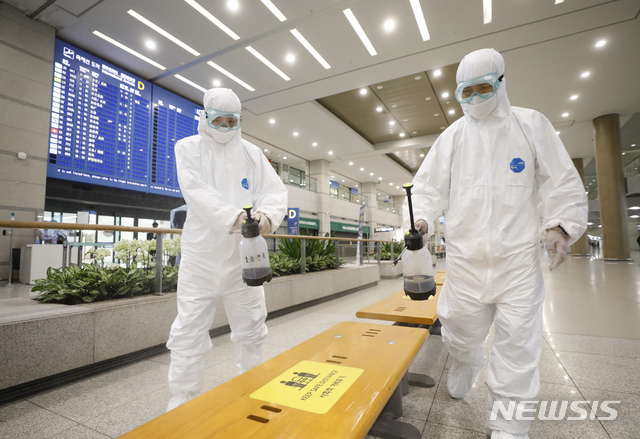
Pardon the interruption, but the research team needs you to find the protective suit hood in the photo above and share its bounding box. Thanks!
[457,48,511,120]
[199,88,242,144]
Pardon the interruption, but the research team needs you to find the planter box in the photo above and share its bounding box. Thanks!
[0,265,379,393]
[378,260,402,279]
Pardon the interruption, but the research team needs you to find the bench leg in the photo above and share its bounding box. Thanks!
[428,318,442,336]
[407,372,435,388]
[369,383,422,439]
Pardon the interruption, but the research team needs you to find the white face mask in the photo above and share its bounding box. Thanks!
[211,127,237,144]
[463,94,498,119]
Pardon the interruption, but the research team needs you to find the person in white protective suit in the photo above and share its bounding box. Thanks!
[166,88,287,412]
[405,49,587,438]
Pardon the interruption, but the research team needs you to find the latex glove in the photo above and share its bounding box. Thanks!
[254,213,272,236]
[545,227,570,271]
[415,219,429,245]
[233,211,247,231]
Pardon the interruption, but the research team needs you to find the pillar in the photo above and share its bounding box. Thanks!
[309,160,332,237]
[571,158,590,256]
[593,114,630,260]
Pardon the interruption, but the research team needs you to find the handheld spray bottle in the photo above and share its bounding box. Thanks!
[239,206,273,286]
[402,183,437,300]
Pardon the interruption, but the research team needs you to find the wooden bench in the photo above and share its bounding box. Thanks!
[119,321,428,439]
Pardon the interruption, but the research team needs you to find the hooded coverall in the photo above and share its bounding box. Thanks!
[166,88,287,411]
[406,49,587,437]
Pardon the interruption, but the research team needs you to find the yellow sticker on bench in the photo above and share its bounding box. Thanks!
[250,360,364,414]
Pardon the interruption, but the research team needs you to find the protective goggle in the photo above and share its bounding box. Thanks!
[204,108,241,130]
[454,73,504,104]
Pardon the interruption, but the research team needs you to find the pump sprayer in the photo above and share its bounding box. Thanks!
[239,206,273,286]
[402,183,437,300]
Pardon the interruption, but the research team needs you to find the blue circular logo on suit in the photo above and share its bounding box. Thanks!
[510,158,525,173]
[241,178,249,190]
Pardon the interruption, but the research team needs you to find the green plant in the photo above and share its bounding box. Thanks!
[375,241,404,260]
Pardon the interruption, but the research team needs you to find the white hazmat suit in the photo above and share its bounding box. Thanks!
[406,49,587,437]
[166,88,287,411]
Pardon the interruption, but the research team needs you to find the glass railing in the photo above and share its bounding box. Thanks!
[623,154,640,178]
[377,202,400,215]
[278,167,317,192]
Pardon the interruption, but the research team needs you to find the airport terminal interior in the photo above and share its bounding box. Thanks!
[1,1,640,438]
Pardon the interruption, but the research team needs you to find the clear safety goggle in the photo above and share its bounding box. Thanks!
[454,73,503,104]
[204,108,242,130]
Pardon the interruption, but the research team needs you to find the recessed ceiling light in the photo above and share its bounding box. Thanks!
[442,92,449,98]
[246,46,290,81]
[570,94,578,100]
[389,182,393,186]
[293,131,299,136]
[581,71,590,78]
[312,142,318,146]
[399,133,406,137]
[344,8,377,56]
[290,29,330,69]
[396,186,400,189]
[285,53,295,63]
[409,0,430,41]
[414,76,421,80]
[377,85,383,89]
[562,112,569,117]
[93,30,166,70]
[376,106,383,112]
[622,152,626,155]
[595,39,607,48]
[175,74,206,92]
[629,206,640,210]
[128,10,200,56]
[185,0,240,40]
[263,148,268,152]
[283,156,287,160]
[483,0,492,24]
[328,151,334,155]
[213,79,221,87]
[425,97,432,101]
[433,69,441,77]
[360,88,368,95]
[378,177,382,180]
[556,131,561,135]
[145,40,156,49]
[269,119,275,124]
[391,104,397,108]
[587,222,593,225]
[383,18,395,32]
[412,131,417,134]
[433,113,439,117]
[360,167,365,171]
[448,109,455,115]
[419,153,424,157]
[349,162,354,165]
[370,172,374,176]
[261,0,287,21]
[440,126,445,129]
[403,119,408,122]
[207,61,254,91]
[227,0,239,11]
[632,143,637,147]
[389,121,395,126]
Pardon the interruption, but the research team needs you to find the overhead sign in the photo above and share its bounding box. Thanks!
[331,222,370,234]
[374,227,395,232]
[288,208,299,235]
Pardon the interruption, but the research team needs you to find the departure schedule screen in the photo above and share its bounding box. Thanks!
[47,40,201,198]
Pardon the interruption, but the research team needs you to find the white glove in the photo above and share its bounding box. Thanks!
[253,213,272,236]
[545,227,570,271]
[233,211,247,231]
[415,219,429,245]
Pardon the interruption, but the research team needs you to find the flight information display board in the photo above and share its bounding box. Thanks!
[47,39,201,198]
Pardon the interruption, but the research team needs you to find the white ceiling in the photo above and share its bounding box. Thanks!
[8,0,640,197]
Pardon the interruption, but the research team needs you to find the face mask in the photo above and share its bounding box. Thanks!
[211,127,237,144]
[463,94,498,119]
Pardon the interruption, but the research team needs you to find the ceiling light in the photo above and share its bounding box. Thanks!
[384,19,396,32]
[581,71,590,78]
[360,88,368,95]
[93,31,166,70]
[483,0,492,24]
[264,148,268,152]
[389,121,395,126]
[185,0,240,40]
[448,109,455,115]
[128,10,201,56]
[595,39,607,48]
[391,104,398,108]
[175,74,206,92]
[246,46,290,81]
[227,0,239,11]
[425,97,432,101]
[562,112,569,117]
[261,0,287,21]
[370,172,374,176]
[587,222,593,225]
[434,113,439,117]
[414,76,421,80]
[207,61,254,91]
[285,53,295,63]
[360,167,365,171]
[412,131,417,134]
[419,153,424,157]
[293,131,299,136]
[312,142,318,146]
[213,79,221,86]
[622,152,626,155]
[349,162,354,166]
[396,186,400,189]
[570,94,578,100]
[440,127,445,130]
[555,0,564,4]
[344,8,377,56]
[403,119,408,122]
[631,143,636,147]
[631,215,640,219]
[145,40,156,49]
[378,177,382,180]
[399,133,406,137]
[376,106,383,112]
[433,69,441,77]
[328,151,334,155]
[389,182,393,186]
[377,85,383,89]
[629,206,640,210]
[409,0,430,41]
[442,92,449,98]
[269,119,275,124]
[290,29,331,69]
[556,131,561,135]
[283,156,287,160]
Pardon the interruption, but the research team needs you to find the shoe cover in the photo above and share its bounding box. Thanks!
[490,430,529,439]
[166,393,196,412]
[447,358,481,399]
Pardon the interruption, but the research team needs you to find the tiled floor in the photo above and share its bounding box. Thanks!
[1,251,639,438]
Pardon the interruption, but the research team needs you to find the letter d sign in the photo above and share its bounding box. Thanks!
[138,81,145,90]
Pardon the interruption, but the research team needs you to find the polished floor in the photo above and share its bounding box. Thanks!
[1,251,639,439]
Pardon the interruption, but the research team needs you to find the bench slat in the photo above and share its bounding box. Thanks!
[120,322,428,439]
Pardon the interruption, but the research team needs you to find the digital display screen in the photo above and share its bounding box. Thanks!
[47,39,201,198]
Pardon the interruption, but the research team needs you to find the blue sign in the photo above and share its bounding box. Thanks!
[510,158,525,173]
[288,208,299,235]
[241,178,249,190]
